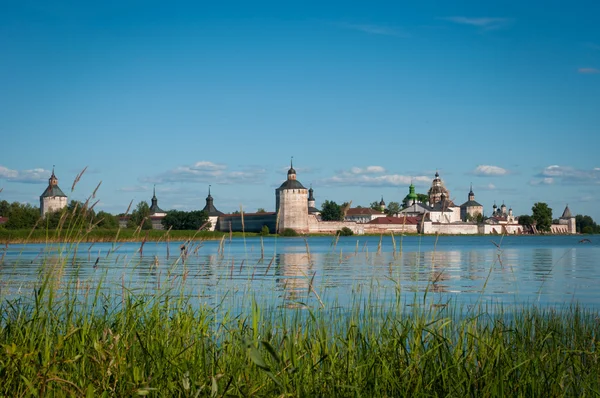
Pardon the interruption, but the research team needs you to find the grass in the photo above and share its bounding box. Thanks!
[1,271,600,396]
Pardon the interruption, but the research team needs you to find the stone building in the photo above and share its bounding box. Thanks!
[275,160,309,233]
[460,185,484,221]
[550,205,576,234]
[202,185,224,231]
[308,186,320,215]
[40,167,68,217]
[148,186,167,229]
[428,172,450,206]
[345,207,386,223]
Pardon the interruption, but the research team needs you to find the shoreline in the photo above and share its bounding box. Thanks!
[0,228,586,244]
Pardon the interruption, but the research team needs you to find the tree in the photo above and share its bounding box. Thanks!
[95,211,119,229]
[161,210,210,230]
[128,201,152,230]
[385,201,401,216]
[0,200,10,217]
[256,208,266,213]
[576,215,599,234]
[531,202,552,232]
[337,227,354,236]
[320,200,344,221]
[416,193,429,204]
[260,225,270,236]
[369,201,381,211]
[518,214,534,228]
[3,202,40,229]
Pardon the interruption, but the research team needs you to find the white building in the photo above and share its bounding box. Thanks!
[40,168,68,217]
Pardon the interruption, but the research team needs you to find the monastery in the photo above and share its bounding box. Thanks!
[36,166,577,235]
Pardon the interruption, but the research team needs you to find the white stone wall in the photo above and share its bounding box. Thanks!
[207,216,219,231]
[41,196,68,217]
[307,215,364,234]
[278,189,309,233]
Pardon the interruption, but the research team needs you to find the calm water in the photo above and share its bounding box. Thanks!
[1,235,599,311]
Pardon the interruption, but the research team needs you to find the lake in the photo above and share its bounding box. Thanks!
[1,235,599,311]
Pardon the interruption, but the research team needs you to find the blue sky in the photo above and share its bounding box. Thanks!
[1,0,599,220]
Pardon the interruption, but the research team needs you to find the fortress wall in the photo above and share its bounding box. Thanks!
[307,215,364,234]
[363,224,418,234]
[218,213,277,233]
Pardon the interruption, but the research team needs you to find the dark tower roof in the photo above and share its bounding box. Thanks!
[287,157,296,175]
[308,186,315,201]
[149,185,165,214]
[277,158,306,190]
[202,185,224,216]
[40,167,67,198]
[561,205,573,218]
[379,196,385,206]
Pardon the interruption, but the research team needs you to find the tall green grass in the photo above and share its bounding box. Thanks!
[1,263,600,396]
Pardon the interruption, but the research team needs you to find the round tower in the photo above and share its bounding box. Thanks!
[40,167,68,217]
[428,171,450,206]
[276,158,308,233]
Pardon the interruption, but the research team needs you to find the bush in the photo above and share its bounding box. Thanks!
[280,228,298,237]
[337,227,354,236]
[582,226,595,234]
[260,225,270,236]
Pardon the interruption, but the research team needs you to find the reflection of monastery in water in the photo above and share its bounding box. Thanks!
[276,252,312,303]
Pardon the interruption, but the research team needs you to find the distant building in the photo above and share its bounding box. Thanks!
[148,185,167,229]
[428,171,450,206]
[550,205,576,234]
[345,207,386,223]
[460,185,483,221]
[201,185,224,231]
[40,167,67,217]
[275,159,309,233]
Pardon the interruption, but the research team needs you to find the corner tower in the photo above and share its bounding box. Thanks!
[40,167,68,217]
[275,158,308,233]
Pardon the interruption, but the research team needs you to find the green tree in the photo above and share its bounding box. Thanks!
[575,215,598,233]
[321,200,344,221]
[260,225,270,236]
[0,200,10,217]
[256,208,266,213]
[518,214,534,228]
[95,211,119,229]
[531,202,553,232]
[4,202,40,229]
[128,201,152,230]
[369,201,381,211]
[161,210,210,230]
[416,193,429,204]
[337,227,354,236]
[385,201,401,216]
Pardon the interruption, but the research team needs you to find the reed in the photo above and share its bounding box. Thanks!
[1,270,599,396]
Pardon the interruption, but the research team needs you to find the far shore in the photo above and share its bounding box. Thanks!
[0,228,586,244]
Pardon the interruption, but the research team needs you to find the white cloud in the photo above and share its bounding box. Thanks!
[350,166,386,174]
[117,185,149,192]
[472,165,509,176]
[441,17,513,30]
[538,165,600,184]
[320,166,430,187]
[578,68,600,74]
[529,177,555,186]
[0,166,50,183]
[142,161,266,185]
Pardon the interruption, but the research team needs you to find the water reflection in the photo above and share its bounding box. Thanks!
[0,236,598,310]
